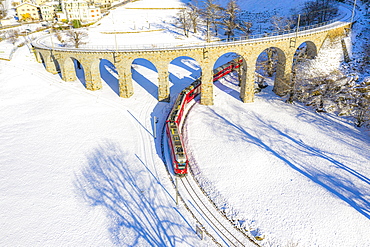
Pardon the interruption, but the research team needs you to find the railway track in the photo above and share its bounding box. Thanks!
[160,100,259,247]
[179,174,257,247]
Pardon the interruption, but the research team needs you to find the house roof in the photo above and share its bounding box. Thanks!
[15,2,40,9]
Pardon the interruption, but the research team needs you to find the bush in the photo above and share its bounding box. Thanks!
[71,19,81,28]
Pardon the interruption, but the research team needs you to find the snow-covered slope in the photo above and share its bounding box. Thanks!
[185,73,370,246]
[0,47,202,246]
[1,0,369,246]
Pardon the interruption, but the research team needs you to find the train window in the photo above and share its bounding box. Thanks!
[178,164,186,169]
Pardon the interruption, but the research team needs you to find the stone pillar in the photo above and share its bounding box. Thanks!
[34,49,42,63]
[82,60,102,91]
[200,48,214,105]
[240,63,255,103]
[45,55,58,74]
[237,61,243,87]
[200,66,214,105]
[116,64,134,98]
[274,53,293,96]
[60,57,77,82]
[157,63,170,102]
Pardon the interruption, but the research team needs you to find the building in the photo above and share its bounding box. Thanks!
[15,0,102,23]
[62,0,101,22]
[87,5,101,21]
[15,3,41,22]
[39,1,60,21]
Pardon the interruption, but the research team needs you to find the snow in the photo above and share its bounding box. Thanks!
[0,46,203,246]
[1,0,370,246]
[185,73,370,246]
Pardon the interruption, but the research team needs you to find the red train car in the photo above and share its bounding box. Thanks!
[166,121,188,176]
[166,79,201,176]
[166,58,242,176]
[213,58,243,81]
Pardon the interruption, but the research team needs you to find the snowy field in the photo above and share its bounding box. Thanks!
[185,74,370,246]
[1,0,369,246]
[0,45,204,246]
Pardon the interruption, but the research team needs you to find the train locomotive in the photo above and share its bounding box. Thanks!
[166,57,242,176]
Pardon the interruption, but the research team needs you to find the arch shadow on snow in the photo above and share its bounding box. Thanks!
[213,73,240,101]
[74,141,196,246]
[132,58,158,99]
[169,56,201,97]
[206,108,370,220]
[213,52,243,101]
[100,59,119,96]
[72,58,86,87]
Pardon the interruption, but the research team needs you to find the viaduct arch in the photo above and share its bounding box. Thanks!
[32,23,350,105]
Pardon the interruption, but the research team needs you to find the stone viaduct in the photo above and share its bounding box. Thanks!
[32,22,350,105]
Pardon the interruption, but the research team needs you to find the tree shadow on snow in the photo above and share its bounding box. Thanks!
[74,141,196,246]
[207,108,370,220]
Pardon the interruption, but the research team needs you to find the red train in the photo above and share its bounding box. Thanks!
[166,57,242,176]
[213,58,243,81]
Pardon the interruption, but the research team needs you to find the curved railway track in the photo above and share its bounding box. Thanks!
[180,175,257,247]
[160,99,260,247]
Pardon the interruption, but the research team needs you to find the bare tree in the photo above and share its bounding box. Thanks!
[55,31,65,45]
[266,48,278,77]
[352,82,370,127]
[200,0,222,41]
[353,96,370,127]
[6,29,19,45]
[299,0,338,26]
[363,42,370,65]
[238,20,253,37]
[222,0,240,40]
[271,15,295,31]
[177,8,191,37]
[12,2,20,8]
[0,0,6,20]
[65,30,88,48]
[187,2,201,34]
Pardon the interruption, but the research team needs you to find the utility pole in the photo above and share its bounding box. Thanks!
[350,0,357,29]
[49,29,54,50]
[295,14,301,41]
[153,116,158,139]
[291,14,300,48]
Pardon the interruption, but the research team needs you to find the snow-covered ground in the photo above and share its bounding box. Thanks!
[0,45,205,246]
[1,0,369,246]
[185,73,370,246]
